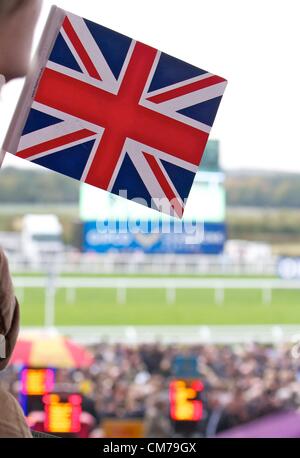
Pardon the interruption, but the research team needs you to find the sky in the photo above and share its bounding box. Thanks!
[0,0,300,172]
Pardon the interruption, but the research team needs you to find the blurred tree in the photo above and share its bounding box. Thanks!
[0,167,79,203]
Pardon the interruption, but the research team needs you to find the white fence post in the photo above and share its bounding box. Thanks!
[44,274,56,328]
[166,287,176,304]
[66,287,76,304]
[214,286,225,305]
[262,287,272,304]
[117,287,127,305]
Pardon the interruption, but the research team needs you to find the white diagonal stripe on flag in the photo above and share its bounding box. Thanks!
[18,121,79,151]
[127,143,166,201]
[31,101,104,134]
[144,72,212,99]
[139,99,211,132]
[23,133,98,162]
[116,40,137,89]
[46,61,111,92]
[67,13,117,91]
[80,133,104,182]
[60,27,88,76]
[124,138,198,173]
[156,81,227,112]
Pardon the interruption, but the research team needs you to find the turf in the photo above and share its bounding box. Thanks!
[15,280,300,326]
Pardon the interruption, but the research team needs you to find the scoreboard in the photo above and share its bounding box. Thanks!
[79,140,226,255]
[20,367,55,396]
[19,367,56,415]
[43,393,82,434]
[169,379,204,422]
[18,367,85,436]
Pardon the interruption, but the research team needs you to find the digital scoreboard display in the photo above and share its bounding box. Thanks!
[21,368,55,396]
[169,379,204,422]
[43,393,82,434]
[19,367,56,415]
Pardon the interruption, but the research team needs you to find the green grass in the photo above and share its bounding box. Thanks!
[16,283,300,326]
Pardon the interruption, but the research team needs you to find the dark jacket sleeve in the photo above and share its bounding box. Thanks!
[0,249,19,370]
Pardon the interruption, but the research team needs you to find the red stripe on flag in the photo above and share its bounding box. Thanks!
[62,16,102,81]
[17,129,95,159]
[147,75,226,104]
[35,63,208,190]
[85,42,159,189]
[143,152,184,218]
[85,128,126,190]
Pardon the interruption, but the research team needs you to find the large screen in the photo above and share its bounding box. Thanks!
[83,220,226,254]
[169,379,204,422]
[80,171,225,223]
[79,140,226,254]
[43,393,82,434]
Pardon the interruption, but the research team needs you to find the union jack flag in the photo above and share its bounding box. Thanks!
[15,10,227,217]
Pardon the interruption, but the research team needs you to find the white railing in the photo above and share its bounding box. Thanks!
[19,324,300,345]
[8,253,277,276]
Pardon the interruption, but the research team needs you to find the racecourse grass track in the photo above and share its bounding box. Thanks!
[13,273,300,326]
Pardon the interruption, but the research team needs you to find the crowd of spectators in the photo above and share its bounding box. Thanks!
[1,341,300,437]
